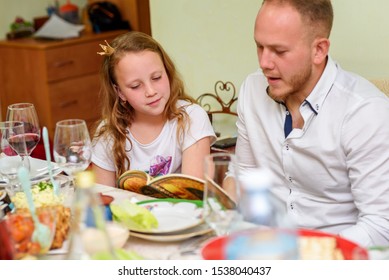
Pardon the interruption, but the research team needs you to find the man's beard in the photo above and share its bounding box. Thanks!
[267,66,312,103]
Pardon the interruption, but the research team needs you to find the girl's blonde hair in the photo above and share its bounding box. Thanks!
[93,31,196,177]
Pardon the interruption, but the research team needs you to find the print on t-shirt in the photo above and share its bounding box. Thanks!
[149,155,172,177]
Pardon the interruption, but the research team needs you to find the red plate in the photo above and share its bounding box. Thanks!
[201,228,368,260]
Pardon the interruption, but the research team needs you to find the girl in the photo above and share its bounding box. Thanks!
[91,31,216,187]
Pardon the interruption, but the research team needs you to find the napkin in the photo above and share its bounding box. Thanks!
[34,14,84,39]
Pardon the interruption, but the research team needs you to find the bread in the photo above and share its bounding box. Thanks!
[299,236,344,260]
[51,205,71,249]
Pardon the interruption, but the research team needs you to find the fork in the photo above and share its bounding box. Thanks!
[32,166,61,178]
[18,167,52,250]
[167,232,214,259]
[42,127,59,194]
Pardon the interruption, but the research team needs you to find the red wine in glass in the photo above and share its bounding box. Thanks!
[0,121,30,183]
[8,133,40,156]
[6,103,41,156]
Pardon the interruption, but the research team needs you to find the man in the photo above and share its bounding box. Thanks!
[235,0,389,247]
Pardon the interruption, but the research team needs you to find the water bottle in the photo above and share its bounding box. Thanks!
[226,168,298,259]
[65,171,115,259]
[238,168,275,225]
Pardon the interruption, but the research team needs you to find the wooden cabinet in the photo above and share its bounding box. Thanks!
[0,30,127,137]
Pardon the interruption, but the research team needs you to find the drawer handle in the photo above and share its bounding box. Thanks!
[53,60,75,68]
[59,100,78,108]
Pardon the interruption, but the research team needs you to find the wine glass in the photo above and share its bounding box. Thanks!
[203,153,242,236]
[0,121,29,196]
[53,119,92,177]
[6,103,41,170]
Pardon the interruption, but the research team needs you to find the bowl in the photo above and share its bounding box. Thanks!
[6,175,73,251]
[35,174,72,194]
[52,175,73,206]
[9,175,72,209]
[4,207,57,259]
[80,221,130,256]
[106,221,130,248]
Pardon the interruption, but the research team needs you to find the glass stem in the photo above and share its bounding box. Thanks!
[20,155,31,173]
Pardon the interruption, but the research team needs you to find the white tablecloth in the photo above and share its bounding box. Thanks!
[68,184,211,260]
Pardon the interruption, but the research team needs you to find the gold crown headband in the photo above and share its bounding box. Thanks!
[97,40,115,56]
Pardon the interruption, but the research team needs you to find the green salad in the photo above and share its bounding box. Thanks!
[110,199,158,231]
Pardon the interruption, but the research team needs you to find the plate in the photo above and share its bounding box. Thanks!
[0,157,62,186]
[132,199,204,234]
[130,223,212,242]
[201,228,369,260]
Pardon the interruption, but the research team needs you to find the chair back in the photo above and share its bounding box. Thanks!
[196,80,238,137]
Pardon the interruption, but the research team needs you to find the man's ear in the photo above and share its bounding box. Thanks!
[312,38,330,64]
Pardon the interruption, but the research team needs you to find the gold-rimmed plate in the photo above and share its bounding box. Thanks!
[130,223,212,242]
[130,199,204,234]
[0,157,62,186]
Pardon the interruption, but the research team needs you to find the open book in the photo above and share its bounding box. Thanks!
[117,170,235,209]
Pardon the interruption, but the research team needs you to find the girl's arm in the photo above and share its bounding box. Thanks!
[181,136,212,180]
[91,163,117,187]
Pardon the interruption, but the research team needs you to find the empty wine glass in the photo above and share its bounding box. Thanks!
[53,119,92,177]
[0,121,29,196]
[203,153,241,236]
[6,103,41,170]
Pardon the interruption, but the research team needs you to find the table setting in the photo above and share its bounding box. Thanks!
[1,103,388,260]
[0,106,94,259]
[0,157,62,186]
[1,158,386,260]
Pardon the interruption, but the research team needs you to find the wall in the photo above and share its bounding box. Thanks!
[1,1,388,131]
[3,0,387,90]
[150,0,260,99]
[0,0,87,39]
[150,0,389,94]
[2,0,388,91]
[149,0,260,137]
[330,0,389,79]
[149,0,389,136]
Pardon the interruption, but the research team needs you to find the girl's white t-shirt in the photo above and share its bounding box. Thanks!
[91,100,216,176]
